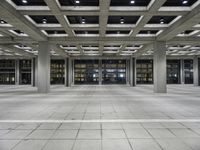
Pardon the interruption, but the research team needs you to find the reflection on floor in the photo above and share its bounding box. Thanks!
[0,85,200,150]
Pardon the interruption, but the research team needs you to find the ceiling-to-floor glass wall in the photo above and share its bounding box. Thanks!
[19,59,31,85]
[51,59,65,84]
[167,60,181,84]
[74,59,99,84]
[136,59,153,84]
[184,59,193,84]
[0,60,15,84]
[102,59,126,84]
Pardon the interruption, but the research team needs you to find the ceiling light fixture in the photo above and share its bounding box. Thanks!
[75,0,80,4]
[120,18,124,24]
[0,20,5,24]
[81,18,86,24]
[42,18,47,24]
[22,0,28,4]
[160,18,164,24]
[130,0,135,4]
[182,0,188,4]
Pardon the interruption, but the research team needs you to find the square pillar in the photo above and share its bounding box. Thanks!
[67,58,72,86]
[126,59,130,85]
[193,56,199,86]
[153,41,167,93]
[15,59,19,85]
[180,59,185,84]
[99,59,102,85]
[37,42,50,93]
[130,57,136,86]
[64,58,68,86]
[31,58,35,87]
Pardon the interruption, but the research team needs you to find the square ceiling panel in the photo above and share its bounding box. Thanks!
[138,30,159,34]
[108,16,140,24]
[58,0,99,6]
[110,0,151,6]
[183,30,194,34]
[45,30,66,35]
[163,0,198,6]
[67,16,99,24]
[74,31,99,34]
[148,16,177,24]
[29,16,59,24]
[106,30,130,34]
[10,0,47,6]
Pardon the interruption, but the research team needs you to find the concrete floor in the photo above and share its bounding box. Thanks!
[0,85,200,150]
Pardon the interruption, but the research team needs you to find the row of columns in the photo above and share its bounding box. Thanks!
[35,41,199,93]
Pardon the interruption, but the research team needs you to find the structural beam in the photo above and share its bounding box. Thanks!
[0,44,34,57]
[44,0,74,36]
[158,5,200,41]
[0,1,46,41]
[99,0,111,36]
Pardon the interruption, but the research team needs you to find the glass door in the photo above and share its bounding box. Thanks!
[167,60,181,84]
[19,59,31,85]
[184,59,193,84]
[51,59,65,84]
[136,59,153,84]
[74,59,99,84]
[102,59,126,84]
[0,60,15,84]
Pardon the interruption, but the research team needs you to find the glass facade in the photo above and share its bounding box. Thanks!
[74,59,99,84]
[167,60,181,84]
[0,60,15,84]
[102,60,126,84]
[184,59,193,84]
[51,59,65,84]
[19,59,32,85]
[136,59,153,84]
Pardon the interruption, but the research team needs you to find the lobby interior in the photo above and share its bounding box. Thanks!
[0,0,200,149]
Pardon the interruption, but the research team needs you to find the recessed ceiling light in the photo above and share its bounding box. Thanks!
[120,18,124,24]
[81,18,85,24]
[42,18,47,24]
[22,0,28,4]
[75,0,80,4]
[182,0,188,4]
[0,20,5,24]
[130,0,135,4]
[160,18,164,24]
[20,31,24,35]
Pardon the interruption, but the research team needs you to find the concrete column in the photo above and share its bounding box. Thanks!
[31,58,34,86]
[193,56,199,86]
[99,59,102,85]
[35,57,38,87]
[15,59,19,85]
[67,58,72,86]
[153,41,167,93]
[72,59,74,85]
[37,42,50,93]
[64,58,68,86]
[180,59,185,84]
[130,57,136,86]
[126,59,130,85]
